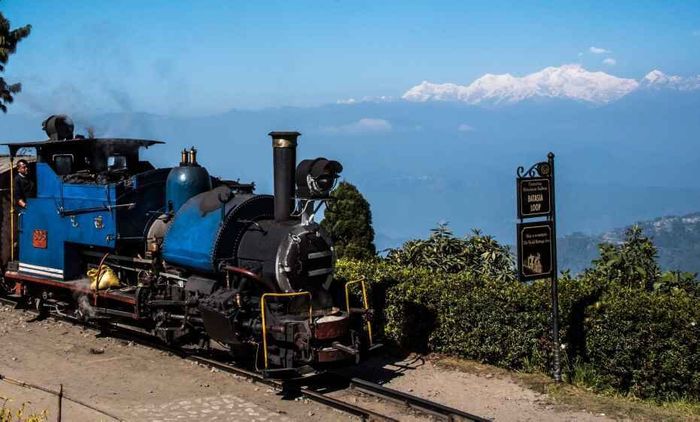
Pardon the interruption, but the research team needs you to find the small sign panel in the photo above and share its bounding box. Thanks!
[32,229,47,249]
[517,177,551,218]
[517,221,553,281]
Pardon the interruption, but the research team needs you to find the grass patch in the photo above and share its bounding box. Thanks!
[434,355,700,421]
[0,397,48,422]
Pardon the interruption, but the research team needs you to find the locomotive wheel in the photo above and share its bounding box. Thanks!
[228,342,255,363]
[75,294,97,322]
[0,276,9,297]
[96,320,114,337]
[197,336,211,351]
[33,296,49,320]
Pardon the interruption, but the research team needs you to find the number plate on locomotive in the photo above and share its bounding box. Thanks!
[32,229,47,249]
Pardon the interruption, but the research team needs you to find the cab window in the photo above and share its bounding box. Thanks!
[53,154,74,175]
[108,155,127,170]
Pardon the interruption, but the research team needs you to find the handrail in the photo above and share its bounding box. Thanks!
[58,202,135,217]
[344,278,373,345]
[260,291,312,369]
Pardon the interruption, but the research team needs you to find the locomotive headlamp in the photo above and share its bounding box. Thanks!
[295,157,343,198]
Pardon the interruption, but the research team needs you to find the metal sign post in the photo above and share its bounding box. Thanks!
[516,152,561,382]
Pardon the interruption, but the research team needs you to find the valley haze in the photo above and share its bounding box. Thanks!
[2,64,700,270]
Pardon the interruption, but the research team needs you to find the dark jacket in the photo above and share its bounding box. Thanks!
[14,173,36,206]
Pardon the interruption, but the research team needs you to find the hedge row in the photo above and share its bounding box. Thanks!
[335,259,700,402]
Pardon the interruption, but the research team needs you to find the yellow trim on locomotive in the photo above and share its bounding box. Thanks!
[260,291,313,369]
[344,278,373,346]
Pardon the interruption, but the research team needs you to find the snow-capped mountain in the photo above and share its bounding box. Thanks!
[402,64,700,105]
[641,70,700,91]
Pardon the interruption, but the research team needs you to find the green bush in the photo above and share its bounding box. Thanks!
[386,224,515,282]
[584,288,700,400]
[337,260,553,368]
[335,224,700,402]
[428,276,551,369]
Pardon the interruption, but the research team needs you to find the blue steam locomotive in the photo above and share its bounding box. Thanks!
[0,115,375,377]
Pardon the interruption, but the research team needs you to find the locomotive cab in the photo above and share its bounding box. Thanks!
[2,136,164,280]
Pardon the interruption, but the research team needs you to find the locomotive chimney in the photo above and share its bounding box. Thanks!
[268,131,300,222]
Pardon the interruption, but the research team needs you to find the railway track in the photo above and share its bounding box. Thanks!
[188,355,397,422]
[0,297,488,421]
[347,377,489,421]
[192,354,488,422]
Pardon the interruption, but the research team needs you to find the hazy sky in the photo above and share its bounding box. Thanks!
[2,0,700,115]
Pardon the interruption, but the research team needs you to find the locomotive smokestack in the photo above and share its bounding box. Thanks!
[268,131,300,222]
[42,114,74,140]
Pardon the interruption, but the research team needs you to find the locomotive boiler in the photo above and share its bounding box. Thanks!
[0,115,376,377]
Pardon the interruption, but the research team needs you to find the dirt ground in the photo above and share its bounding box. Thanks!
[0,304,617,421]
[334,354,612,422]
[0,305,340,421]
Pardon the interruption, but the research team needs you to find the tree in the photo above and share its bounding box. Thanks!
[588,225,660,290]
[0,8,31,113]
[321,181,376,260]
[386,223,516,282]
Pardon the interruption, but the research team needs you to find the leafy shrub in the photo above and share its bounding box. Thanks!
[584,288,700,400]
[337,259,553,368]
[336,224,700,402]
[386,224,515,282]
[585,225,661,290]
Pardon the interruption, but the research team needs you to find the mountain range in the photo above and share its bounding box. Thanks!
[2,64,700,252]
[401,65,700,105]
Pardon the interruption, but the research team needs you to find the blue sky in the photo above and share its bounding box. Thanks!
[2,0,700,115]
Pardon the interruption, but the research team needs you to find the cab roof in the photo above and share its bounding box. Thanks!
[2,138,163,157]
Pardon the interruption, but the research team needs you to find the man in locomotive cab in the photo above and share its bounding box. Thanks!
[14,159,35,209]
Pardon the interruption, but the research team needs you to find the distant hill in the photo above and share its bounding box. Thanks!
[559,212,700,274]
[3,73,700,250]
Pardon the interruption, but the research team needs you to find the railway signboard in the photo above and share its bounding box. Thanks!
[515,152,561,382]
[517,221,554,281]
[517,177,551,218]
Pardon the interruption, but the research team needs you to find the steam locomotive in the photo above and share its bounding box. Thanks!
[0,115,376,377]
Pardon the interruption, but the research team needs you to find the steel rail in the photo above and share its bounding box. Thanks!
[189,355,397,422]
[0,297,17,307]
[349,377,489,422]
